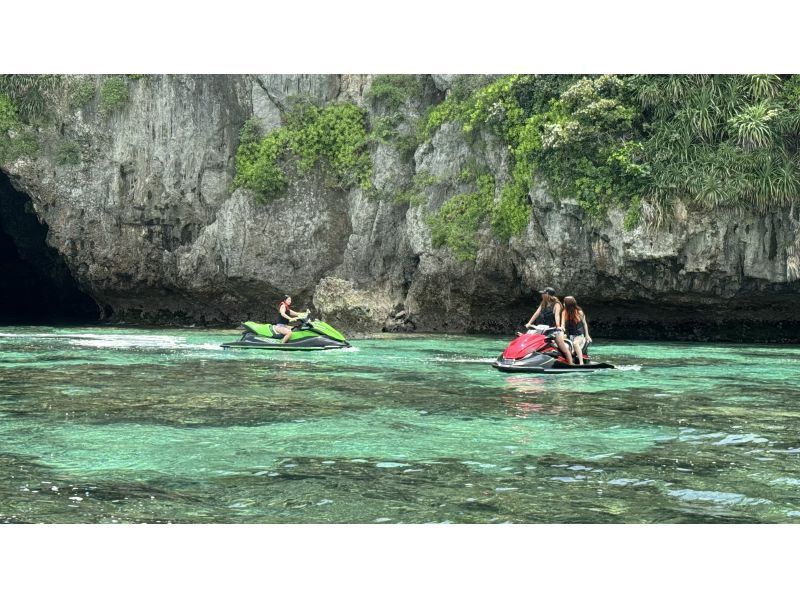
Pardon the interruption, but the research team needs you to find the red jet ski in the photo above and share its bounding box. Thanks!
[492,325,614,374]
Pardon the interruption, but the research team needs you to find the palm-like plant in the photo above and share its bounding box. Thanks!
[688,85,719,142]
[748,151,778,211]
[664,75,691,103]
[695,177,729,208]
[618,75,800,217]
[728,101,780,151]
[745,74,782,101]
[0,74,62,122]
[772,155,799,204]
[775,107,800,149]
[636,78,663,110]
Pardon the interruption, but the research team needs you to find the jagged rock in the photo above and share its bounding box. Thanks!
[312,276,393,334]
[1,74,799,341]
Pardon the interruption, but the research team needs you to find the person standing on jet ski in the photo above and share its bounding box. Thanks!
[274,295,305,344]
[525,287,574,365]
[563,296,592,366]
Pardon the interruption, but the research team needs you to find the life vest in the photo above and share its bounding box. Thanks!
[565,310,585,336]
[278,301,292,325]
[536,304,557,327]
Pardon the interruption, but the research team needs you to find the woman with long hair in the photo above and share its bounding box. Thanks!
[525,287,573,365]
[273,295,305,343]
[562,295,592,365]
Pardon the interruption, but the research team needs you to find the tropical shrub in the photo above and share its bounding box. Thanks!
[637,74,800,211]
[70,78,96,109]
[420,73,800,257]
[0,94,16,132]
[428,174,495,261]
[366,75,422,110]
[100,77,129,112]
[0,74,61,122]
[234,102,372,202]
[0,93,39,163]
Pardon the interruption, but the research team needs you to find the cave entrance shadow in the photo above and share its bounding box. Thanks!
[0,170,99,325]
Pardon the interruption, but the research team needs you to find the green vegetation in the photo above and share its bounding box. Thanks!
[428,174,495,260]
[527,75,645,219]
[366,75,422,110]
[394,132,419,162]
[419,74,800,257]
[56,140,82,165]
[421,96,464,140]
[366,76,424,162]
[233,118,289,199]
[0,93,39,163]
[457,158,490,183]
[384,171,442,206]
[233,102,372,202]
[7,132,38,158]
[492,181,531,241]
[368,114,404,142]
[623,196,641,231]
[100,77,129,113]
[0,94,16,132]
[0,74,61,122]
[636,74,800,212]
[70,78,96,109]
[448,75,498,102]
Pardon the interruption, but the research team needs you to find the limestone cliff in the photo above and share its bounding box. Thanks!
[1,74,798,341]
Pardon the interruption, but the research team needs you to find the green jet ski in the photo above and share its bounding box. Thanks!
[221,313,350,351]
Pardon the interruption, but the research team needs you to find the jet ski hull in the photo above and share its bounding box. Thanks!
[222,331,349,350]
[493,332,614,373]
[492,355,614,373]
[221,319,350,351]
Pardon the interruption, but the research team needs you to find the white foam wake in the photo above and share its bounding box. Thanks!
[67,335,225,351]
[432,356,496,363]
[0,331,224,352]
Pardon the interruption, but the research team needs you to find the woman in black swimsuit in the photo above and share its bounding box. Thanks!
[563,295,592,365]
[525,287,573,365]
[274,295,304,343]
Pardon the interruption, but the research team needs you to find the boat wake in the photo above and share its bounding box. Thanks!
[0,332,223,352]
[67,335,225,351]
[433,356,496,364]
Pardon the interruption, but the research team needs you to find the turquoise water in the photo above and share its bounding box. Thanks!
[1,326,798,523]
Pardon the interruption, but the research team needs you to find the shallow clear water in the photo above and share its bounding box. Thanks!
[1,326,798,523]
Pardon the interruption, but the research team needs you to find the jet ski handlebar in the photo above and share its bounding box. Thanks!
[524,324,561,335]
[294,310,314,329]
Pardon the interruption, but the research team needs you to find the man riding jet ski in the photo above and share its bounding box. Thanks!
[492,324,614,373]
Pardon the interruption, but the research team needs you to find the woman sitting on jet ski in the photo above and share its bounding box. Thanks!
[563,296,592,366]
[525,287,574,365]
[274,295,305,343]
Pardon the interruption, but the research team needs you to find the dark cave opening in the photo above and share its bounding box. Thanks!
[0,171,99,325]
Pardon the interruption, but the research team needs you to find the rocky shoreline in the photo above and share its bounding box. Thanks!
[1,75,798,342]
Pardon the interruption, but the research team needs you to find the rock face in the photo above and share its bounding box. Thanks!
[1,74,799,341]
